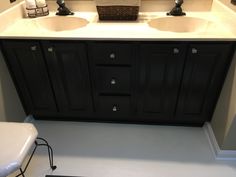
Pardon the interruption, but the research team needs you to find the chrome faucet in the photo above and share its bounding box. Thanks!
[167,0,186,16]
[56,0,74,15]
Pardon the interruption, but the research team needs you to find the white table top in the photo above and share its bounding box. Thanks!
[0,122,38,177]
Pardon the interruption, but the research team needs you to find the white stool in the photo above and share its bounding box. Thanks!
[0,122,56,177]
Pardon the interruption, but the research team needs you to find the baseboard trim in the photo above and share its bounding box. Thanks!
[24,115,35,123]
[204,122,236,160]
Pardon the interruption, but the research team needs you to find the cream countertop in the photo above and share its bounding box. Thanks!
[0,0,236,41]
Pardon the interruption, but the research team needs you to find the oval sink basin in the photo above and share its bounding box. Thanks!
[34,16,89,32]
[148,17,216,33]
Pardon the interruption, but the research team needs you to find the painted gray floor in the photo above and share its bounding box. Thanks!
[9,121,236,177]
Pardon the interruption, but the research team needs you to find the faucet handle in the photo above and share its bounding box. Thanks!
[167,0,185,16]
[175,0,184,6]
[56,2,74,16]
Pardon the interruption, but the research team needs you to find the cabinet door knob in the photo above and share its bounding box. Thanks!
[109,53,116,59]
[48,47,53,52]
[30,46,37,51]
[173,48,179,54]
[192,48,198,54]
[111,78,116,85]
[112,105,118,112]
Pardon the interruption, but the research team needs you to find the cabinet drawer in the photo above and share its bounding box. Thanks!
[98,96,131,113]
[90,43,132,65]
[96,67,131,94]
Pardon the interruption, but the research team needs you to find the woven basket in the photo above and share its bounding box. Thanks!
[96,6,139,20]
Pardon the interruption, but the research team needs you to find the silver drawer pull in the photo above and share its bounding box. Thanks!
[48,47,53,52]
[173,48,179,54]
[109,53,115,59]
[192,48,198,54]
[112,105,118,112]
[111,78,116,85]
[30,46,37,51]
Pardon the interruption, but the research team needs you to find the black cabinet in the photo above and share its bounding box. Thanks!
[88,42,137,121]
[1,40,234,126]
[42,41,93,117]
[176,44,233,123]
[138,44,187,122]
[1,40,57,115]
[138,43,233,124]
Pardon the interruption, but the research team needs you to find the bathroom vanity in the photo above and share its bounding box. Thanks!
[1,40,234,125]
[0,0,236,126]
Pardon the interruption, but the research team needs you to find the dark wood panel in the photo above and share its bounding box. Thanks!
[98,96,131,113]
[88,42,138,120]
[176,43,233,123]
[42,41,93,115]
[138,43,187,121]
[95,66,131,94]
[89,42,133,65]
[2,40,57,114]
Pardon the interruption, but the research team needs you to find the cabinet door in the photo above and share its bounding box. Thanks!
[2,40,57,115]
[43,41,93,116]
[176,44,233,123]
[139,44,186,122]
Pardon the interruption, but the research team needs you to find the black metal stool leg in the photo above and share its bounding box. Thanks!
[18,168,25,177]
[15,137,57,177]
[36,137,57,170]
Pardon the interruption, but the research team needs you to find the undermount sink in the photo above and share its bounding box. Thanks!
[148,17,217,33]
[34,16,89,32]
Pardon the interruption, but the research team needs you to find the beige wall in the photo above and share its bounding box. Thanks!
[45,0,213,12]
[0,48,25,122]
[211,50,236,150]
[222,118,236,150]
[0,0,23,13]
[219,0,236,11]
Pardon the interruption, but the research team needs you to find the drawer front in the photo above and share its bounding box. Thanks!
[96,67,131,94]
[98,96,131,113]
[90,43,132,65]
